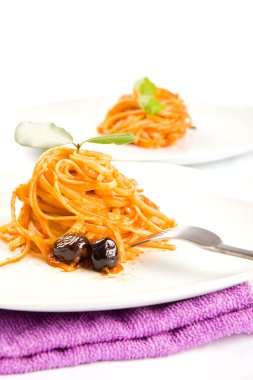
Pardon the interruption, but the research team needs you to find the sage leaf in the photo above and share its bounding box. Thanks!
[85,133,136,145]
[15,121,74,149]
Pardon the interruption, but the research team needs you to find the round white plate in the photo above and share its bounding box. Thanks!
[0,162,253,312]
[18,97,253,164]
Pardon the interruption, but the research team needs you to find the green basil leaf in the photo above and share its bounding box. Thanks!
[15,121,74,149]
[138,95,165,115]
[134,77,156,96]
[85,133,136,145]
[134,77,165,115]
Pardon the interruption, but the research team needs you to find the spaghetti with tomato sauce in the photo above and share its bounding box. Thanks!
[98,88,193,148]
[0,147,176,272]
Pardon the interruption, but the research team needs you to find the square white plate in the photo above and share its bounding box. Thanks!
[18,97,253,164]
[0,162,253,312]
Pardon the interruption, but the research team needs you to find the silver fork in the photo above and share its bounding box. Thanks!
[131,226,253,260]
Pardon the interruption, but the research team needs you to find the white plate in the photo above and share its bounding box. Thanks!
[18,97,253,164]
[0,162,253,312]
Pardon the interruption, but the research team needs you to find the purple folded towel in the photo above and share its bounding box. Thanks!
[1,283,253,374]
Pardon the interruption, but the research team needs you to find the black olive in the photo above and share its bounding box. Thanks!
[91,238,119,271]
[53,233,91,265]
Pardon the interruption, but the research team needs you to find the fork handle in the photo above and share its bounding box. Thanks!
[214,243,253,261]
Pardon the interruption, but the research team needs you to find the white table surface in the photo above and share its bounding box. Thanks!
[1,149,253,380]
[1,137,253,379]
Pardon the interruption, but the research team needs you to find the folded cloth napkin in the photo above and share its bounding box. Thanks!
[1,282,253,374]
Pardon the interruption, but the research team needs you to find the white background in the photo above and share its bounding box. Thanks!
[0,0,253,379]
[1,0,253,109]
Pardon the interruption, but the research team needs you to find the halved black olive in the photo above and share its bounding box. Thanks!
[53,233,91,265]
[91,238,119,271]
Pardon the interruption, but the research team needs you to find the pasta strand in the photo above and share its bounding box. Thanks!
[0,147,176,270]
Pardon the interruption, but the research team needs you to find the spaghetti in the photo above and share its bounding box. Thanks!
[0,147,176,271]
[98,88,193,148]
